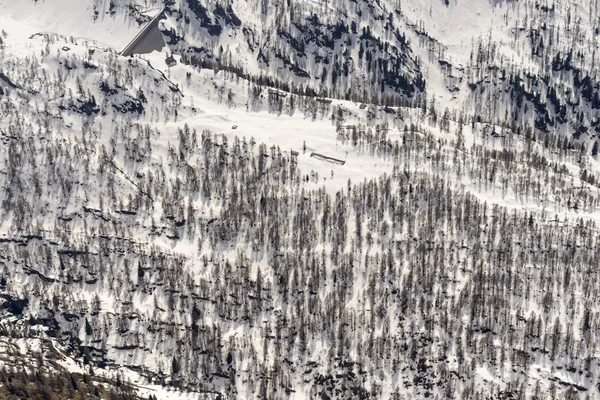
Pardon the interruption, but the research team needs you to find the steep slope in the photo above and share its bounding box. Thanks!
[157,0,600,146]
[0,0,162,49]
[161,0,427,105]
[398,0,600,142]
[2,1,600,400]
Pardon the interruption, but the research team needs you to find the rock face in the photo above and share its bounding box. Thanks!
[121,9,167,57]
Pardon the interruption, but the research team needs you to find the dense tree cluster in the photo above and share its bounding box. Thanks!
[464,0,600,141]
[2,101,600,398]
[0,333,143,400]
[170,0,426,107]
[2,1,600,399]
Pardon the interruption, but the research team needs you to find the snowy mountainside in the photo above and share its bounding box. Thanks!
[158,0,600,147]
[0,0,163,49]
[1,1,600,400]
[163,0,427,105]
[412,0,600,140]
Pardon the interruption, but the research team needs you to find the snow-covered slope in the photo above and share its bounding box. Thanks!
[161,0,427,105]
[0,0,163,50]
[156,0,600,144]
[1,1,600,399]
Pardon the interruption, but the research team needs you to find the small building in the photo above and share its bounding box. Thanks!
[268,89,287,98]
[165,54,177,67]
[310,152,345,165]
